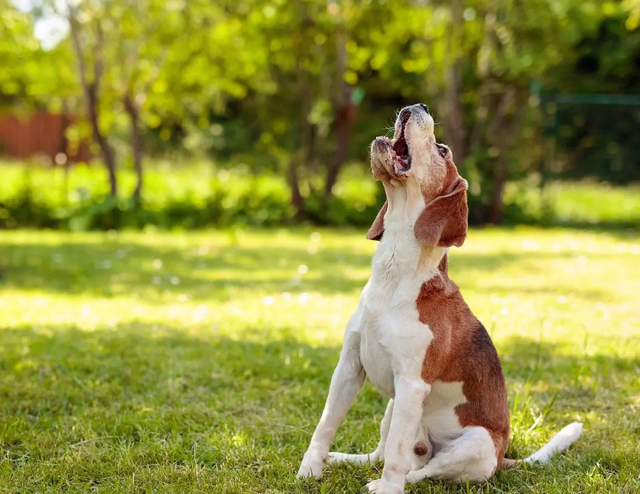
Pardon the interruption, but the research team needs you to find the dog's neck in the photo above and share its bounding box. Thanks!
[371,180,447,282]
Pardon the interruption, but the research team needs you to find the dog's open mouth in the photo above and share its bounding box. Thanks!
[392,111,411,173]
[371,110,414,180]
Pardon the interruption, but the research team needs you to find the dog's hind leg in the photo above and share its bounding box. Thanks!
[328,399,394,465]
[405,426,497,484]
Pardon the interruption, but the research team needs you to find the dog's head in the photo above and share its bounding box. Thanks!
[367,103,468,248]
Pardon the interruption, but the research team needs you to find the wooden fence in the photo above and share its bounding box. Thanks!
[0,112,92,164]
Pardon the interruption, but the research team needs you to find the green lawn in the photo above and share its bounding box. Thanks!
[0,227,639,493]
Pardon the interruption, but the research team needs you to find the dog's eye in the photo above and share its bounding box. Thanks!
[437,145,447,157]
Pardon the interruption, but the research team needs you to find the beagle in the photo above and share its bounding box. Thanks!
[297,104,582,493]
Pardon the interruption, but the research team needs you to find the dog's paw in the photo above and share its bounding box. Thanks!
[405,469,425,484]
[297,453,326,479]
[365,478,403,494]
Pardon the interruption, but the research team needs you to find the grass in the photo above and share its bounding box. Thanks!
[0,226,639,493]
[546,181,640,227]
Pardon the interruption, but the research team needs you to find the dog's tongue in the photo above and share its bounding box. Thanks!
[393,111,411,157]
[393,135,407,156]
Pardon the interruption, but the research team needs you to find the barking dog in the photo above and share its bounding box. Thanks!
[297,104,582,493]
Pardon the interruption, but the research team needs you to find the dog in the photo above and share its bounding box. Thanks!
[297,103,582,493]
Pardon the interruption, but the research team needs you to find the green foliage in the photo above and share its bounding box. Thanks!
[0,162,381,230]
[0,1,75,111]
[4,0,640,223]
[1,227,639,492]
[1,162,639,231]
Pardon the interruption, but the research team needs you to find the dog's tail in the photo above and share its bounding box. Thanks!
[501,422,583,468]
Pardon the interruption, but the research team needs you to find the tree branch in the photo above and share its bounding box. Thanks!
[93,18,105,94]
[67,4,89,95]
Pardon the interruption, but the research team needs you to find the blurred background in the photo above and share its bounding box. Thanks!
[1,0,640,231]
[2,3,640,492]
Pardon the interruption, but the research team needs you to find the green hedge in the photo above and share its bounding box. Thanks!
[1,162,638,231]
[0,162,385,230]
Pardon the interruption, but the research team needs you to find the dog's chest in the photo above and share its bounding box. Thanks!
[357,264,434,398]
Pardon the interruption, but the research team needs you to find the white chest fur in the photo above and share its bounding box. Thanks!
[353,182,444,398]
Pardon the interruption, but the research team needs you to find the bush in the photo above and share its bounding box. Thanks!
[1,161,638,231]
[0,162,378,230]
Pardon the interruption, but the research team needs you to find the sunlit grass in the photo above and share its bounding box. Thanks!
[1,227,639,493]
[547,180,640,226]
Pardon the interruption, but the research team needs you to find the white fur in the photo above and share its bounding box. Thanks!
[406,426,498,484]
[421,380,467,445]
[522,422,583,464]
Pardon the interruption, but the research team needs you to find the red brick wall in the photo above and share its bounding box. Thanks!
[0,112,92,163]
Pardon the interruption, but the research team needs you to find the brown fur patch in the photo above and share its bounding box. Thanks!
[417,273,510,463]
[366,201,388,241]
[418,149,460,202]
[414,178,468,248]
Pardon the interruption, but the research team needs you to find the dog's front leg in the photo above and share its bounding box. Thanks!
[366,378,430,494]
[297,328,365,479]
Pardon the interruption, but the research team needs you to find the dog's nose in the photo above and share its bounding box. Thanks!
[418,103,430,114]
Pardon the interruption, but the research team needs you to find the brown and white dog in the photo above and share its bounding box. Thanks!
[297,104,582,493]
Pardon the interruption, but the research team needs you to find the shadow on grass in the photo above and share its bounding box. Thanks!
[491,221,640,239]
[0,240,375,299]
[548,220,640,237]
[1,322,638,492]
[0,237,624,302]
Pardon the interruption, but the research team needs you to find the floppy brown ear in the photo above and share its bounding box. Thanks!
[366,201,388,241]
[414,178,468,247]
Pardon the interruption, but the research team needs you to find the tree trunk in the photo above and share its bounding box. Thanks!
[289,66,312,221]
[325,103,355,197]
[324,6,355,197]
[290,0,314,221]
[124,93,143,201]
[487,156,508,224]
[487,90,527,224]
[288,156,304,222]
[442,0,467,171]
[469,11,498,159]
[60,100,70,204]
[87,83,118,197]
[68,12,118,197]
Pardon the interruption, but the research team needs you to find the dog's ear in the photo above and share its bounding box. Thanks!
[366,201,388,241]
[414,178,468,247]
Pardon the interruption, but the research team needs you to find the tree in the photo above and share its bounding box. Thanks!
[323,0,356,197]
[108,0,180,201]
[67,1,118,197]
[11,0,634,225]
[0,0,75,114]
[24,0,191,200]
[0,1,40,112]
